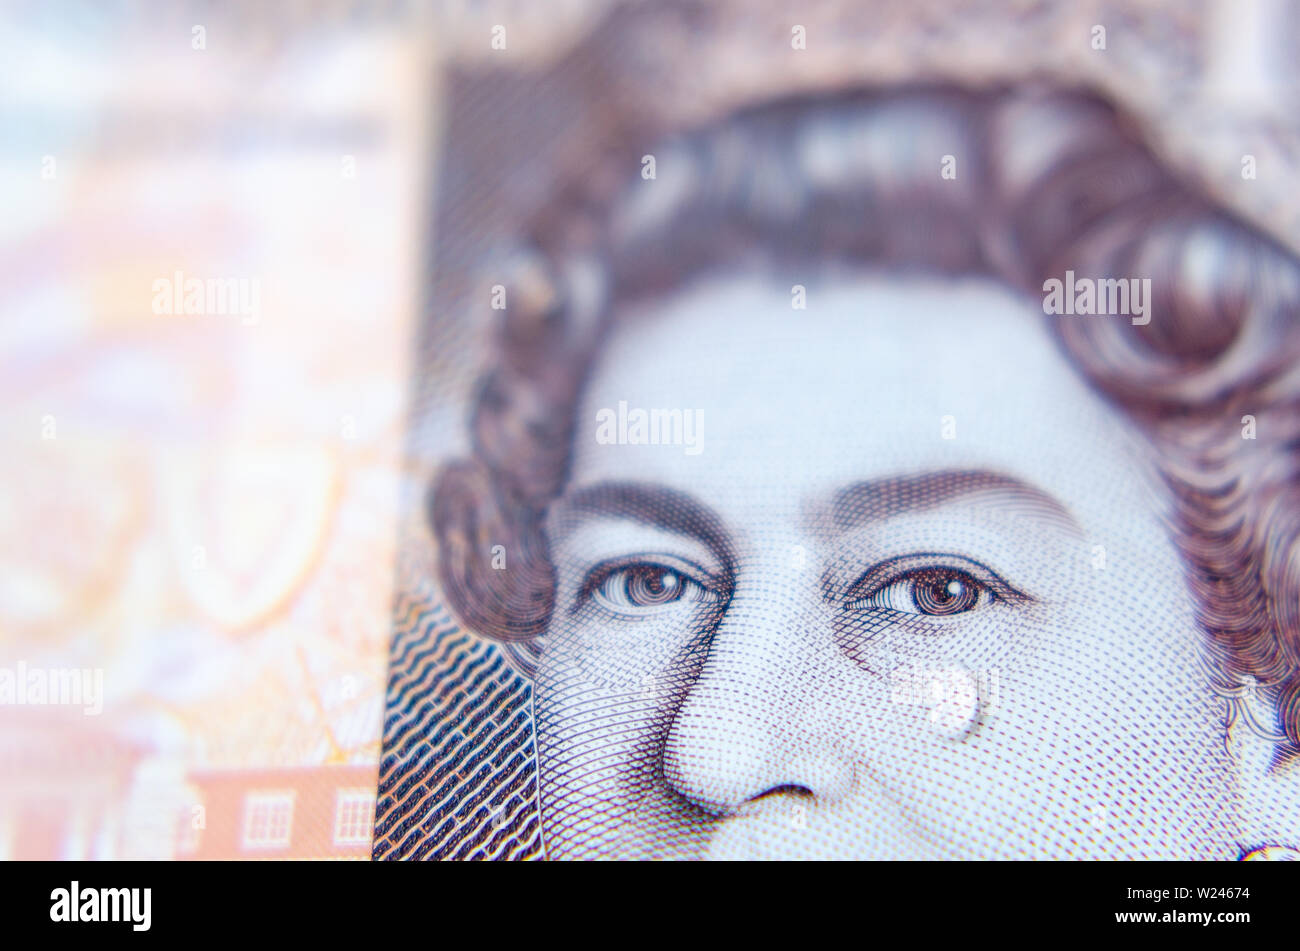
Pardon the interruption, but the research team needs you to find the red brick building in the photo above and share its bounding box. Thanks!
[181,765,378,859]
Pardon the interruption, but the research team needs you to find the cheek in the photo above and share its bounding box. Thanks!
[825,586,1212,841]
[538,593,720,692]
[1041,545,1205,725]
[533,604,718,771]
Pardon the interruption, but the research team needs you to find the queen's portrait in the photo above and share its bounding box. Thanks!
[409,84,1300,860]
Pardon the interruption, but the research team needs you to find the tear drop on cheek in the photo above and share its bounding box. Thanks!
[926,669,980,740]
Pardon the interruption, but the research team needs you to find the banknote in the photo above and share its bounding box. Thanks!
[0,5,441,859]
[0,0,618,862]
[374,0,1300,861]
[3,0,1300,864]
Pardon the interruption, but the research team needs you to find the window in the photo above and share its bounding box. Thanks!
[333,789,375,846]
[242,792,294,849]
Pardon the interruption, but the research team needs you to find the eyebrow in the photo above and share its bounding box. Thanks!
[556,470,1079,566]
[557,482,736,573]
[827,469,1081,535]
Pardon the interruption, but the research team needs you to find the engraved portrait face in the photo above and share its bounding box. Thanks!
[399,80,1300,864]
[533,272,1241,859]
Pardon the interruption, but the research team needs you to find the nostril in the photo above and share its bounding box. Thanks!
[748,783,814,803]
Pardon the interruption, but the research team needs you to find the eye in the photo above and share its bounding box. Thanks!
[846,557,1024,618]
[584,560,717,616]
[863,568,989,616]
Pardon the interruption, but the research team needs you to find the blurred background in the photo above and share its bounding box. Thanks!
[1,0,1297,859]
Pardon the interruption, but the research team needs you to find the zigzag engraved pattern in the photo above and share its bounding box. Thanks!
[373,578,542,860]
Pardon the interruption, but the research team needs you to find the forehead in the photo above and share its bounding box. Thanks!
[569,272,1151,526]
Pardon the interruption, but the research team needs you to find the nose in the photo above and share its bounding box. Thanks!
[661,588,857,815]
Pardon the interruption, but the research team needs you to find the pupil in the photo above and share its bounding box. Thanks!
[912,572,977,615]
[627,567,682,606]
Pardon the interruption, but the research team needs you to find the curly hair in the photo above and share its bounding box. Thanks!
[429,83,1300,753]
